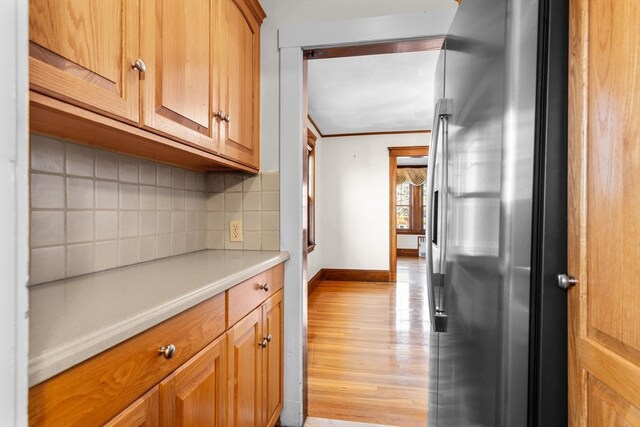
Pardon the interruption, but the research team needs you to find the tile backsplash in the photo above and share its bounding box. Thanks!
[29,135,281,285]
[206,172,280,251]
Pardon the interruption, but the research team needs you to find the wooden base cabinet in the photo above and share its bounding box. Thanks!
[104,386,159,427]
[159,336,226,427]
[227,290,283,427]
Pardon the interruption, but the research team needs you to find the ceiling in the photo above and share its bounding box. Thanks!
[308,49,441,136]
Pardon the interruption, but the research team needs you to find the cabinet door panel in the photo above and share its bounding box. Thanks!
[142,0,216,151]
[159,336,226,427]
[263,290,284,427]
[218,0,260,168]
[29,0,139,122]
[227,308,263,427]
[105,386,159,427]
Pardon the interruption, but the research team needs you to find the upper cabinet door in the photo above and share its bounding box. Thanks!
[218,0,261,169]
[29,0,140,123]
[141,0,216,152]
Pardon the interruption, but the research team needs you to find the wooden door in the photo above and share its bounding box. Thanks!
[105,386,159,427]
[568,0,640,425]
[227,307,263,427]
[29,0,140,123]
[263,290,284,427]
[159,336,226,427]
[141,0,216,152]
[217,0,261,168]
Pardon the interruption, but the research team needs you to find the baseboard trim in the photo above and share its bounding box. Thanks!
[308,270,325,296]
[321,268,391,283]
[397,248,419,257]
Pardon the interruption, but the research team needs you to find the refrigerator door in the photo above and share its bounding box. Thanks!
[428,0,539,426]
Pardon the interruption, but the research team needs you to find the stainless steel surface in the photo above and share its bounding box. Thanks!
[557,274,577,290]
[428,0,539,426]
[131,58,146,73]
[159,344,176,359]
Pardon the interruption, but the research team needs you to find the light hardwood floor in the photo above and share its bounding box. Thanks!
[307,257,430,426]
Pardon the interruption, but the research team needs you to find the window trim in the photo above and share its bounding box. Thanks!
[307,129,317,253]
[395,177,426,234]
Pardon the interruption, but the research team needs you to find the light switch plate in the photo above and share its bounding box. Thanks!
[230,220,243,242]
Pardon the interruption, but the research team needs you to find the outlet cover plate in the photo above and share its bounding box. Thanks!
[230,220,243,242]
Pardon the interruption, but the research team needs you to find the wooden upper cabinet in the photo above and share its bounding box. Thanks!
[159,336,226,427]
[141,0,216,152]
[217,0,263,169]
[29,0,140,123]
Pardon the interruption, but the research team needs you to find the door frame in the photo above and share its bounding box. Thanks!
[388,146,429,281]
[278,11,455,426]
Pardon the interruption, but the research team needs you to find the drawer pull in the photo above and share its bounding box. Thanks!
[159,344,176,359]
[259,338,268,349]
[257,283,270,292]
[266,334,272,343]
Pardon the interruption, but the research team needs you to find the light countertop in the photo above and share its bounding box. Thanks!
[28,249,289,387]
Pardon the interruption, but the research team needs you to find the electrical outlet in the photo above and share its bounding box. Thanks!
[230,220,243,242]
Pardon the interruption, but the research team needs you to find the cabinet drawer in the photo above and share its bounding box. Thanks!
[29,293,225,426]
[227,263,284,327]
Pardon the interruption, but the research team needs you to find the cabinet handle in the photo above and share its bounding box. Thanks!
[257,283,270,292]
[214,110,225,121]
[223,114,231,123]
[131,58,147,73]
[159,344,176,359]
[259,338,268,348]
[266,334,272,343]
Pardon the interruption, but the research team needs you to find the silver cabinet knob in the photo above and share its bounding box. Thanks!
[131,58,147,73]
[159,344,176,359]
[266,334,272,343]
[259,338,268,348]
[223,114,231,123]
[557,273,578,290]
[214,110,225,120]
[257,283,270,292]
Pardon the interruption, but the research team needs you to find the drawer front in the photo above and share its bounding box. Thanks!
[227,263,284,327]
[29,293,225,426]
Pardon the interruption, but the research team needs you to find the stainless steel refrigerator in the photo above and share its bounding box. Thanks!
[426,0,569,426]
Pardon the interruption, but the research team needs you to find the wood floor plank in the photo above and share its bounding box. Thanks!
[307,257,429,426]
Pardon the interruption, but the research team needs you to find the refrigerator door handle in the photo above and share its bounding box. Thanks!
[426,99,452,332]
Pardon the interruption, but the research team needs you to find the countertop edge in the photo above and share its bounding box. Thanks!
[28,251,289,387]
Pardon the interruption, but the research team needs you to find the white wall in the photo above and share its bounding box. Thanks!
[306,123,323,279]
[0,1,29,425]
[260,0,457,171]
[313,133,429,272]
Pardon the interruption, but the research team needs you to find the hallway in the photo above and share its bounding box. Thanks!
[307,257,430,426]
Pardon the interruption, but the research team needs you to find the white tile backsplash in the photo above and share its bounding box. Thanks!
[29,137,209,285]
[29,137,279,285]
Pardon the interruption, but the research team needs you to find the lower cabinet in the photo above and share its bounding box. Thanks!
[104,386,159,427]
[29,263,284,427]
[159,336,226,427]
[227,290,283,427]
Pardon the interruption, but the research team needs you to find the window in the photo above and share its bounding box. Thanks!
[307,130,317,252]
[395,180,425,234]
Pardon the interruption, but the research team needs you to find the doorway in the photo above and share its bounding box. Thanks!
[388,146,429,281]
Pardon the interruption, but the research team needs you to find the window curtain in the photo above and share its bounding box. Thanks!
[396,167,427,186]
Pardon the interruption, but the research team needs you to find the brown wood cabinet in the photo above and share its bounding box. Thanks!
[227,290,284,427]
[29,0,140,123]
[29,263,284,427]
[104,386,159,427]
[159,335,226,427]
[28,0,265,172]
[216,0,262,169]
